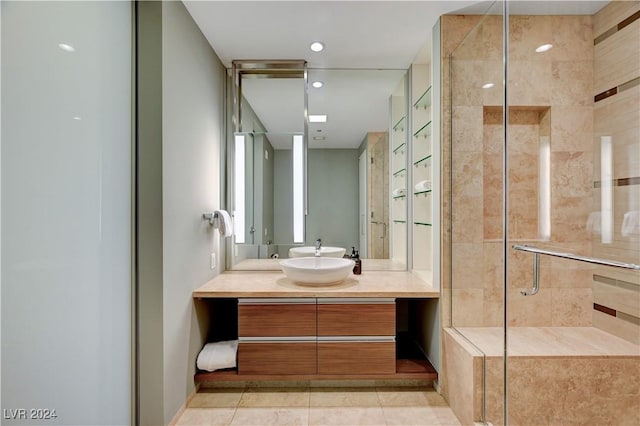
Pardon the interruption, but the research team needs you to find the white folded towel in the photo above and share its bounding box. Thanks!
[414,180,432,192]
[196,340,238,372]
[216,210,233,237]
[392,188,406,197]
[621,211,640,237]
[586,211,601,234]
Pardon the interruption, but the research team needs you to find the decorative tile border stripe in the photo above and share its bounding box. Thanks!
[619,76,640,92]
[593,303,640,325]
[618,311,640,326]
[594,87,617,102]
[618,9,640,31]
[593,176,640,188]
[593,274,617,286]
[593,274,639,292]
[594,77,640,103]
[594,303,617,316]
[594,9,640,45]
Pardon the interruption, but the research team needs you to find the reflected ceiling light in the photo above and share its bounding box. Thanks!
[310,41,324,52]
[72,116,82,121]
[482,83,494,89]
[535,43,553,53]
[309,114,327,123]
[313,136,326,141]
[58,43,75,52]
[292,135,304,243]
[312,81,324,88]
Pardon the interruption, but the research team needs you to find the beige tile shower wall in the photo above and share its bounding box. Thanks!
[440,14,485,336]
[444,15,595,331]
[439,15,485,404]
[592,1,640,344]
[593,1,640,36]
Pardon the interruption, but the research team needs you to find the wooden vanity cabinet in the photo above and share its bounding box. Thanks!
[238,341,317,375]
[237,297,396,377]
[238,299,315,337]
[317,298,396,375]
[317,300,395,336]
[317,341,396,375]
[237,298,317,375]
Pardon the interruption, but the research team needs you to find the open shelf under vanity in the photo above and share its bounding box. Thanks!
[194,357,437,383]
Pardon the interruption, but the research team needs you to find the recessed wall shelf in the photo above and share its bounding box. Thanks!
[413,86,432,110]
[410,65,433,278]
[393,195,407,200]
[393,168,407,177]
[393,116,406,132]
[413,155,432,166]
[413,121,432,139]
[393,143,406,154]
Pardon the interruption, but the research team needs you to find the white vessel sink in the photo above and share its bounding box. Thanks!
[280,257,355,286]
[289,246,346,258]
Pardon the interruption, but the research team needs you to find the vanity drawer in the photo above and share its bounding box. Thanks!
[317,299,395,336]
[317,341,396,375]
[238,341,317,375]
[238,298,316,337]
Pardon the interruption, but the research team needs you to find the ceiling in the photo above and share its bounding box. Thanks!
[183,0,609,149]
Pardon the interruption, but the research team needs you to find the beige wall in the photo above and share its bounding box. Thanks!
[591,1,640,344]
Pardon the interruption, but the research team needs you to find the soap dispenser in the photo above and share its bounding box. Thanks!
[352,249,362,275]
[344,246,356,259]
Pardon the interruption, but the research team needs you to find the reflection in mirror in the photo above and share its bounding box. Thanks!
[229,61,307,269]
[229,67,408,271]
[390,73,408,269]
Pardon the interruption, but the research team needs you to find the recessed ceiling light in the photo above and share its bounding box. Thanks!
[310,41,324,52]
[73,116,82,120]
[313,136,326,141]
[58,43,75,52]
[482,83,494,89]
[312,81,324,88]
[535,43,553,53]
[309,114,327,123]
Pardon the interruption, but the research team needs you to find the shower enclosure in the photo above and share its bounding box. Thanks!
[443,1,640,424]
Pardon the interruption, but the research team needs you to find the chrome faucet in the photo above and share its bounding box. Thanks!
[315,238,322,257]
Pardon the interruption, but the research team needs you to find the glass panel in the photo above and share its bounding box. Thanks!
[506,2,640,425]
[449,2,505,424]
[1,1,132,423]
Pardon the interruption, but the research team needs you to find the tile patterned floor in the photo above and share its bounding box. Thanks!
[176,387,461,426]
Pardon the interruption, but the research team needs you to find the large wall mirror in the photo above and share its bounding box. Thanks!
[228,61,408,271]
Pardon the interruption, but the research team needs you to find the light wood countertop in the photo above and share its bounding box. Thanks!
[192,270,439,298]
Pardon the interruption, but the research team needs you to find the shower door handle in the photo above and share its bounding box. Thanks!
[371,221,387,239]
[521,253,540,296]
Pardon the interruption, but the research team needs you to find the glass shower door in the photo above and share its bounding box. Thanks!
[505,1,640,425]
[448,1,506,424]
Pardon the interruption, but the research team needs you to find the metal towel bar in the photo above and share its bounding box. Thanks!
[512,244,640,296]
